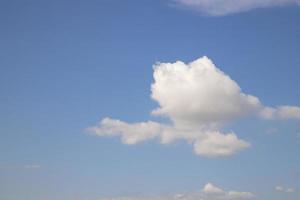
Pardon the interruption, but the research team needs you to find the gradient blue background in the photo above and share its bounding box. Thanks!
[0,0,299,200]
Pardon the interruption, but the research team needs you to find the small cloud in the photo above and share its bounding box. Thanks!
[0,164,41,170]
[275,186,284,191]
[203,183,224,194]
[275,186,295,193]
[286,188,295,193]
[260,106,300,120]
[202,183,254,199]
[24,164,41,169]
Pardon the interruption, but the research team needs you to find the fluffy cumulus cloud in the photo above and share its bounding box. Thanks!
[100,183,255,200]
[88,118,163,145]
[203,183,224,194]
[193,132,250,157]
[151,57,261,128]
[88,56,300,157]
[172,0,300,16]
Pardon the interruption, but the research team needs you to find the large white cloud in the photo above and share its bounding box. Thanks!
[151,56,261,128]
[173,0,300,16]
[88,56,300,157]
[99,183,255,200]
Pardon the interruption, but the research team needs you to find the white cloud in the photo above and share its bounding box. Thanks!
[172,0,300,16]
[193,132,250,157]
[88,118,163,145]
[227,190,255,199]
[275,186,295,193]
[261,106,300,120]
[89,56,300,157]
[99,183,254,200]
[275,186,284,191]
[202,183,255,199]
[203,183,224,194]
[151,56,261,128]
[89,118,250,157]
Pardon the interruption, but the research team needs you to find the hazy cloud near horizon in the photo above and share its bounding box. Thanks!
[100,183,255,200]
[275,186,295,193]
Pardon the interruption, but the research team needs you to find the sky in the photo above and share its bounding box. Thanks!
[0,0,300,200]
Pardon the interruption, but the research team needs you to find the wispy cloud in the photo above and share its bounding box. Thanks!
[100,183,255,200]
[172,0,300,16]
[0,164,41,170]
[260,106,300,120]
[88,56,300,157]
[23,164,41,169]
[275,185,295,193]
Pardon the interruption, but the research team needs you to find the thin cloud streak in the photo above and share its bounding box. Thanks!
[172,0,300,16]
[99,183,255,200]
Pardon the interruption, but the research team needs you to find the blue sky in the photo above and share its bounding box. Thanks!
[0,0,300,200]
